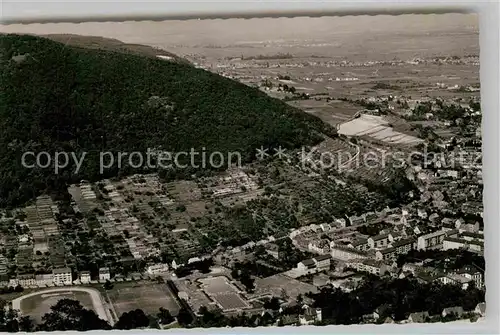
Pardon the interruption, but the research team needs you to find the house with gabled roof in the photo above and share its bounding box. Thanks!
[474,302,485,316]
[442,306,464,318]
[408,311,429,323]
[368,233,390,249]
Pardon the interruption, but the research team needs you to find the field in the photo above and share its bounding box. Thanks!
[106,282,180,317]
[19,290,95,323]
[338,114,424,146]
[249,274,319,300]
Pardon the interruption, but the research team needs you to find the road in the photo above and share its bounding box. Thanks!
[11,287,112,325]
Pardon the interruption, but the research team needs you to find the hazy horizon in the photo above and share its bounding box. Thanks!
[1,13,479,61]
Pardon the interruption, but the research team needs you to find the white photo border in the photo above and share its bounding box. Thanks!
[1,0,499,334]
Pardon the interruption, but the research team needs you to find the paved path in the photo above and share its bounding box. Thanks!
[11,287,110,324]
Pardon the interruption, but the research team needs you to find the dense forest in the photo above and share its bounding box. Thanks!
[0,34,336,208]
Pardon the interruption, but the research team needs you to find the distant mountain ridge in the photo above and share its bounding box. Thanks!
[41,33,190,64]
[0,34,336,208]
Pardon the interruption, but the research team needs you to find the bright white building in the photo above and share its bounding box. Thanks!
[80,271,91,284]
[146,263,169,275]
[99,267,111,281]
[417,230,447,250]
[53,267,72,285]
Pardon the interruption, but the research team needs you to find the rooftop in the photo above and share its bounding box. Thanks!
[378,247,396,254]
[53,267,71,274]
[460,231,484,239]
[370,233,390,241]
[392,237,416,247]
[301,259,316,267]
[314,254,332,262]
[419,230,447,239]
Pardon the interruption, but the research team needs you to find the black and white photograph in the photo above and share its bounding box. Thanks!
[0,6,491,332]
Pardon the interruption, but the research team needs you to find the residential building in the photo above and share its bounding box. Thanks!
[297,259,317,276]
[335,218,347,228]
[146,263,169,275]
[319,223,333,232]
[346,259,388,276]
[402,263,420,275]
[454,267,484,289]
[417,230,447,250]
[299,306,322,325]
[368,234,390,249]
[79,271,91,284]
[474,302,486,316]
[443,229,460,237]
[99,267,111,281]
[460,231,484,242]
[330,246,368,261]
[312,254,332,271]
[35,273,54,286]
[373,304,391,320]
[467,239,484,254]
[443,237,469,251]
[390,237,417,254]
[443,236,484,254]
[408,311,429,323]
[413,225,426,235]
[375,247,397,262]
[417,208,428,219]
[308,239,330,255]
[457,221,480,233]
[17,274,36,287]
[53,267,72,285]
[349,238,369,252]
[348,215,365,226]
[388,232,403,243]
[436,273,473,290]
[442,306,464,318]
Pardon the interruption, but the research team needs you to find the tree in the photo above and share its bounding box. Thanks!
[103,280,113,290]
[239,270,255,293]
[296,293,303,305]
[263,297,281,311]
[114,309,150,330]
[157,308,174,325]
[0,308,19,332]
[176,307,193,327]
[37,299,111,331]
[18,316,34,332]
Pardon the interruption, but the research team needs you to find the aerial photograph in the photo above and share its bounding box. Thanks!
[0,12,484,331]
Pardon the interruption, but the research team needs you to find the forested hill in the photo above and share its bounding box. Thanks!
[42,34,191,64]
[0,34,335,208]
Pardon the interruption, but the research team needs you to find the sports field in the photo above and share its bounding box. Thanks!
[106,282,180,317]
[18,290,96,323]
